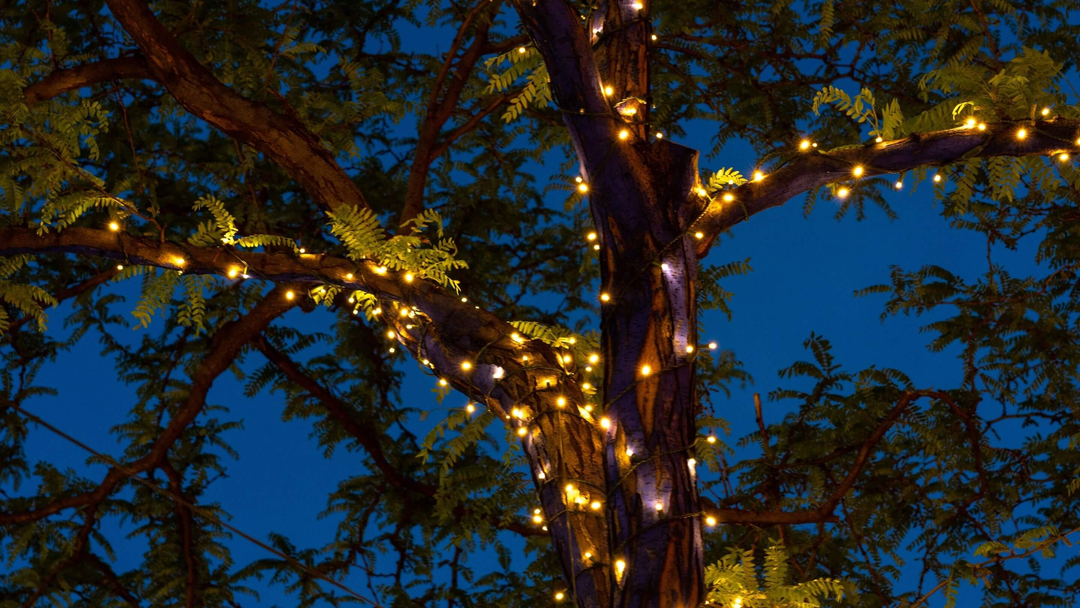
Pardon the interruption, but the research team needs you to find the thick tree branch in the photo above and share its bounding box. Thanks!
[103,0,369,213]
[23,56,152,104]
[694,120,1080,255]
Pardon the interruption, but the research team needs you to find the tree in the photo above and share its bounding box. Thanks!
[1,0,1079,607]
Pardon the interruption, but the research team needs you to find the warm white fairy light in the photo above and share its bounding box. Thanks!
[615,560,626,578]
[461,361,472,371]
[604,85,614,96]
[1042,107,1051,116]
[641,365,652,376]
[895,180,903,190]
[852,165,864,177]
[557,397,567,407]
[466,403,475,414]
[752,170,764,181]
[517,427,528,437]
[375,266,388,275]
[705,515,717,527]
[875,136,883,143]
[582,382,592,390]
[694,231,704,239]
[799,139,811,150]
[227,267,239,278]
[685,345,694,353]
[346,272,353,280]
[555,592,565,601]
[706,435,717,444]
[386,330,395,339]
[978,123,987,131]
[588,353,600,363]
[600,292,611,302]
[116,264,124,270]
[285,290,295,301]
[965,117,976,128]
[933,174,942,183]
[654,500,663,511]
[1059,153,1070,162]
[587,231,597,241]
[578,183,589,194]
[600,417,611,429]
[708,341,718,350]
[618,129,630,140]
[404,272,414,282]
[108,221,120,231]
[439,378,448,386]
[590,500,602,510]
[722,193,734,202]
[837,187,850,198]
[1017,128,1027,139]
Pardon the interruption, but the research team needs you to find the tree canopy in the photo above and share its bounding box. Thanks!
[1,0,1080,607]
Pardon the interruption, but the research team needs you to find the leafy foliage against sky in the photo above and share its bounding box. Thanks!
[1,0,1080,606]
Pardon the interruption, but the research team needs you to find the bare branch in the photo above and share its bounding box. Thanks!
[23,56,152,104]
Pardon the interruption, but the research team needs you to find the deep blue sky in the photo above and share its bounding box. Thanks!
[11,6,1075,608]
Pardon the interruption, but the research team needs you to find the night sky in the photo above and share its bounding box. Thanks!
[11,7,1073,607]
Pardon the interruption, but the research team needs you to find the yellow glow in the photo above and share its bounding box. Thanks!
[584,404,593,412]
[722,193,734,202]
[227,267,239,278]
[651,34,657,41]
[694,231,704,239]
[837,187,850,198]
[285,291,295,301]
[583,382,592,390]
[685,345,694,353]
[631,1,643,8]
[108,221,119,231]
[604,85,614,96]
[346,272,353,280]
[172,256,185,266]
[600,292,611,302]
[695,187,707,197]
[404,272,414,283]
[518,46,526,54]
[373,307,381,315]
[439,378,448,386]
[588,354,599,363]
[707,435,717,444]
[708,341,718,350]
[461,361,472,371]
[517,427,528,437]
[562,354,572,363]
[1017,128,1027,139]
[586,232,597,242]
[298,247,306,254]
[616,560,626,577]
[626,447,634,457]
[600,417,611,429]
[654,500,663,511]
[466,404,475,414]
[512,407,523,419]
[1042,107,1051,116]
[933,174,942,183]
[965,117,976,128]
[978,123,987,131]
[875,136,883,143]
[584,552,592,559]
[386,330,395,339]
[375,266,388,275]
[799,139,811,150]
[895,181,903,190]
[618,129,630,140]
[565,484,574,493]
[555,592,565,601]
[557,397,567,407]
[578,183,589,194]
[641,365,652,376]
[705,515,717,527]
[591,500,602,510]
[116,264,124,271]
[1060,153,1070,162]
[655,131,663,138]
[853,165,864,177]
[511,332,524,343]
[532,514,543,523]
[752,171,764,182]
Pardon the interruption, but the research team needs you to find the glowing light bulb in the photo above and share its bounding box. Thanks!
[707,435,717,444]
[584,404,593,412]
[895,181,903,190]
[466,404,475,414]
[584,552,592,559]
[705,515,717,527]
[837,187,850,198]
[439,378,448,386]
[565,484,574,493]
[298,247,306,254]
[694,231,704,239]
[654,500,663,511]
[582,382,592,390]
[641,365,652,376]
[978,123,987,131]
[708,342,718,350]
[108,221,119,231]
[285,291,295,301]
[752,171,764,181]
[618,129,630,140]
[373,307,382,315]
[172,256,185,266]
[616,560,626,577]
[116,264,124,270]
[587,231,597,241]
[375,266,388,275]
[557,397,567,407]
[655,131,663,138]
[933,174,942,183]
[1042,107,1051,116]
[588,354,599,364]
[1060,153,1070,162]
[578,183,589,194]
[538,471,546,479]
[593,243,600,251]
[591,500,602,510]
[386,330,396,339]
[1017,128,1027,139]
[517,427,528,437]
[722,193,734,202]
[555,592,565,601]
[518,46,526,54]
[799,139,811,150]
[695,187,707,197]
[965,117,976,128]
[600,417,611,429]
[600,293,611,302]
[875,136,883,143]
[404,272,414,282]
[631,1,643,8]
[227,267,239,278]
[626,447,634,457]
[651,34,657,41]
[685,345,694,353]
[604,85,614,96]
[512,407,523,419]
[532,513,543,523]
[562,354,572,363]
[461,361,472,371]
[853,165,864,177]
[687,457,696,469]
